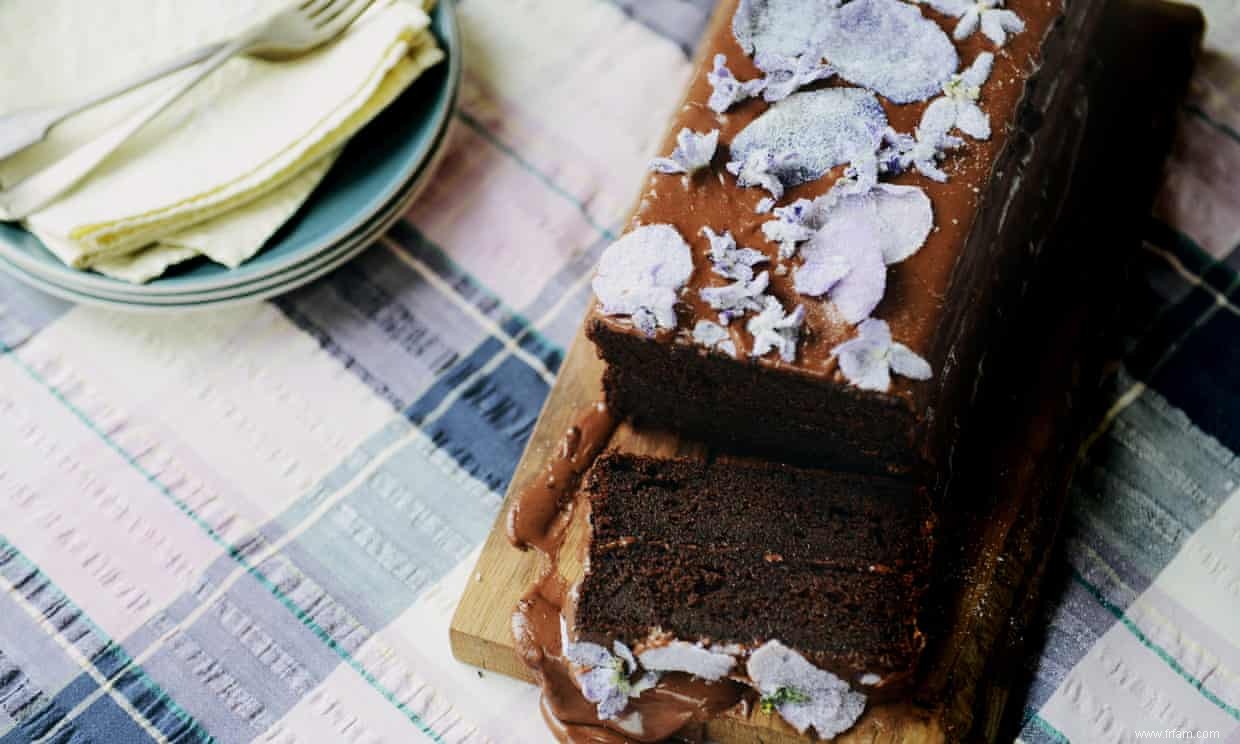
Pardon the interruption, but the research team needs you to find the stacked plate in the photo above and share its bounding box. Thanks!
[0,1,460,312]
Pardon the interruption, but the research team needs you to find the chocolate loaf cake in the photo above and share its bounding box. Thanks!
[586,0,1106,478]
[570,453,933,704]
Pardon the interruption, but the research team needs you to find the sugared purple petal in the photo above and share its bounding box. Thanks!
[747,641,867,738]
[918,97,959,139]
[703,226,768,281]
[732,0,841,57]
[755,49,837,102]
[959,51,995,89]
[955,101,991,139]
[730,88,888,189]
[650,128,719,175]
[832,318,932,391]
[747,296,804,362]
[693,319,738,357]
[889,343,933,379]
[701,271,770,319]
[819,0,959,104]
[707,54,766,113]
[593,225,693,335]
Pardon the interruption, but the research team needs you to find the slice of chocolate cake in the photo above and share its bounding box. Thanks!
[563,452,933,736]
[586,0,1106,479]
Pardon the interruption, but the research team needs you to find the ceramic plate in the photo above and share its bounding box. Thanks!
[0,0,459,296]
[0,116,452,312]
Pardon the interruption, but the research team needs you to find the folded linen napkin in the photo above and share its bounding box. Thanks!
[0,0,442,280]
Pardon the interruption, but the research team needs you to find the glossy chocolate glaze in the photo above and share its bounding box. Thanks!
[593,0,1066,411]
[508,401,618,553]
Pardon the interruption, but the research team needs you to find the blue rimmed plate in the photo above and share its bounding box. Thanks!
[12,115,456,310]
[0,0,459,297]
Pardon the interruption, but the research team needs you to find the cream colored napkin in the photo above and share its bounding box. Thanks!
[0,0,442,280]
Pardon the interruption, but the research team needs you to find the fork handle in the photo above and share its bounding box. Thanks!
[0,42,228,163]
[0,35,253,220]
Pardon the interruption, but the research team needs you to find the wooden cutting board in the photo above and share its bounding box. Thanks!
[448,3,1202,741]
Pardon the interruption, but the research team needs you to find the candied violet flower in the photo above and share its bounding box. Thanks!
[754,49,837,102]
[561,619,659,721]
[920,53,995,140]
[703,226,768,281]
[825,182,935,265]
[639,641,737,680]
[747,640,867,738]
[593,225,694,336]
[876,126,964,182]
[762,198,818,259]
[922,0,1025,46]
[831,318,932,392]
[706,53,766,113]
[650,128,720,175]
[791,178,932,323]
[832,152,880,199]
[819,0,958,104]
[732,0,841,58]
[701,271,770,322]
[693,320,738,357]
[794,214,886,323]
[747,296,805,362]
[726,148,800,201]
[730,88,888,190]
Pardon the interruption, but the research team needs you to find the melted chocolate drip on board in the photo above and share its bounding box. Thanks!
[508,401,618,553]
[506,403,747,742]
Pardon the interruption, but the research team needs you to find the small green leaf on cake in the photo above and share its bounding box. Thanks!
[760,685,812,713]
[746,640,867,738]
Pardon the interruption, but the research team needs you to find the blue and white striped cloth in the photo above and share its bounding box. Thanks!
[1,0,1237,741]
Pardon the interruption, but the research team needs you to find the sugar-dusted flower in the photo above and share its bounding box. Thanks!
[919,52,995,140]
[639,640,737,680]
[761,198,818,259]
[921,0,1025,46]
[701,271,771,323]
[730,88,888,190]
[593,224,694,336]
[650,128,720,175]
[747,295,805,362]
[754,49,837,102]
[726,148,800,201]
[692,320,738,357]
[747,640,866,738]
[706,53,766,113]
[561,619,659,720]
[825,182,936,266]
[794,213,886,324]
[831,318,932,392]
[876,126,964,182]
[703,227,768,281]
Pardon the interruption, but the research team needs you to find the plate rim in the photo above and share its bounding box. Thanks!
[0,127,448,311]
[38,116,454,304]
[0,0,461,296]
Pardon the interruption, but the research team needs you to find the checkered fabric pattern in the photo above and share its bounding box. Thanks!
[0,1,1237,742]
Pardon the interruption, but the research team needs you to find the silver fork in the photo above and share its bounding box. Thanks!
[0,0,376,220]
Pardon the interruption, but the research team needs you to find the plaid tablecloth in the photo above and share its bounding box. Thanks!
[1,1,1238,742]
